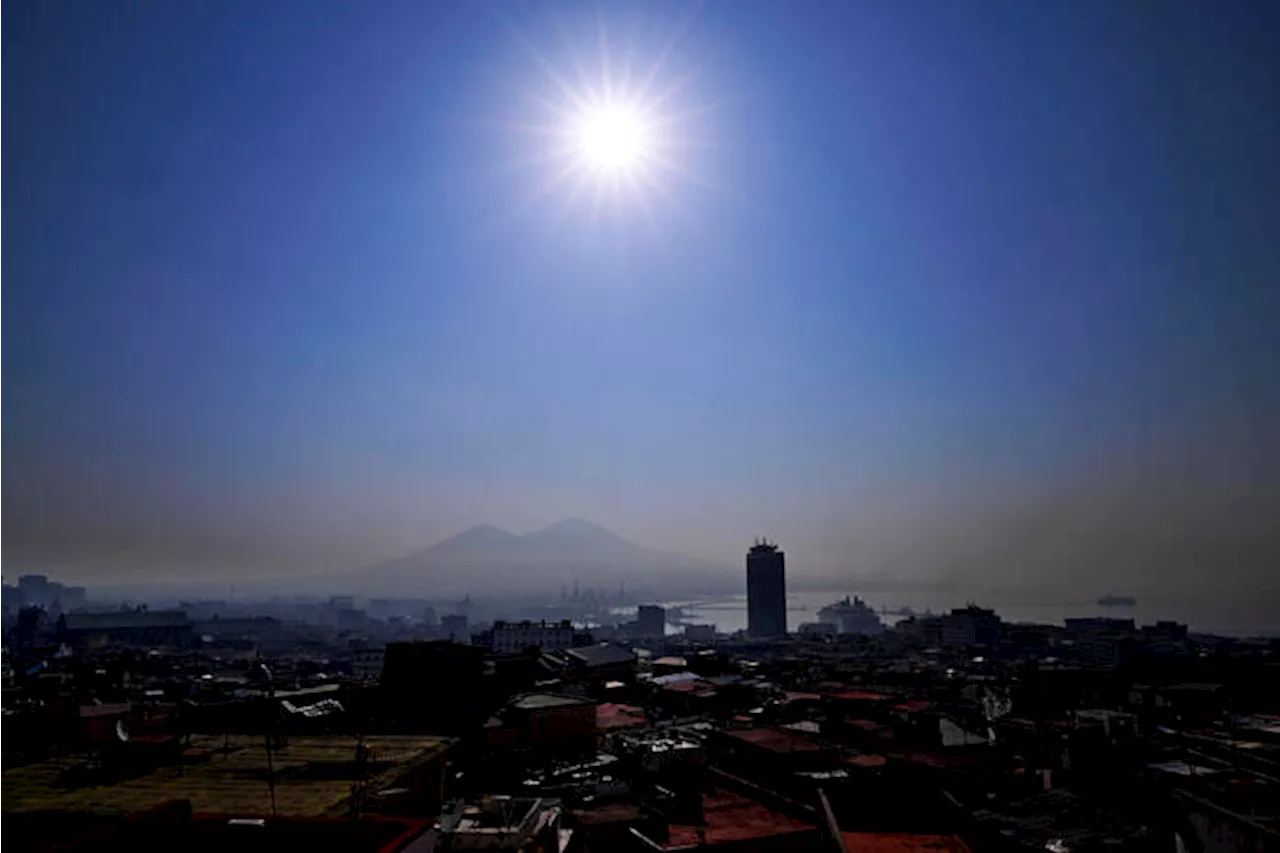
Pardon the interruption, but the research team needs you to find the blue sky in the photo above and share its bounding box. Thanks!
[5,0,1278,597]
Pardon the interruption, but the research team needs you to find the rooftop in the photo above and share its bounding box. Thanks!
[1,734,453,818]
[725,727,827,753]
[893,701,934,713]
[663,788,814,848]
[841,833,972,853]
[511,693,596,711]
[830,690,891,702]
[846,754,888,768]
[565,643,636,668]
[785,691,823,703]
[597,703,647,731]
[664,679,715,695]
[652,672,703,687]
[846,719,890,732]
[3,801,433,853]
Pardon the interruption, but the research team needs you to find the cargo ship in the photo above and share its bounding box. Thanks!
[817,596,884,635]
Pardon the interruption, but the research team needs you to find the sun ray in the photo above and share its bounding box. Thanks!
[640,149,738,205]
[550,170,595,232]
[596,11,614,103]
[510,158,589,221]
[498,13,593,115]
[642,67,702,114]
[633,1,703,105]
[623,167,665,250]
[589,171,607,227]
[555,14,598,106]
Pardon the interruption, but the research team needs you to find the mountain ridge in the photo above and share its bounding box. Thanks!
[358,519,733,595]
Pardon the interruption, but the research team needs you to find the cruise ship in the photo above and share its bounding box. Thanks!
[817,596,884,635]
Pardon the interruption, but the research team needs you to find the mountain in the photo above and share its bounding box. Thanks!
[430,523,521,553]
[358,519,734,596]
[521,518,636,550]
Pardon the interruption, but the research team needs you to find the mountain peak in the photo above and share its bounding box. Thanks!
[436,523,518,548]
[526,518,631,545]
[467,523,515,536]
[541,518,610,534]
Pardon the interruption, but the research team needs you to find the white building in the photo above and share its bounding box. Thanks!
[347,646,385,680]
[488,619,574,655]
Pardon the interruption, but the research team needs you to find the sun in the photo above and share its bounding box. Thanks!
[499,10,715,224]
[574,102,652,174]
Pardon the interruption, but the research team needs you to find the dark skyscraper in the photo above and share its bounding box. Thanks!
[637,604,666,638]
[746,540,787,637]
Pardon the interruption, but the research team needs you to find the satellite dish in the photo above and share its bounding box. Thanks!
[114,719,131,743]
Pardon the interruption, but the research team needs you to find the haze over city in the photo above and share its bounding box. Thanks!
[5,1,1279,630]
[7,5,1280,851]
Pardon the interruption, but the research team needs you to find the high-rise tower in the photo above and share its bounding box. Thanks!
[746,539,787,637]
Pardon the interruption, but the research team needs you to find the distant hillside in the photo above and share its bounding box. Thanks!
[356,518,736,596]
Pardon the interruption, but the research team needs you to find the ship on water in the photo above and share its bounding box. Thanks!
[1097,595,1137,607]
[817,596,884,635]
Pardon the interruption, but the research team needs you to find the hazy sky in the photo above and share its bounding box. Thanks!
[5,1,1278,598]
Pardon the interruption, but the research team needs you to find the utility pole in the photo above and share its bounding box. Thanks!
[258,662,277,818]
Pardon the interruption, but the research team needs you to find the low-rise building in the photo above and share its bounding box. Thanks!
[629,786,818,851]
[437,796,566,852]
[61,610,192,649]
[486,693,598,757]
[684,624,717,644]
[479,620,575,655]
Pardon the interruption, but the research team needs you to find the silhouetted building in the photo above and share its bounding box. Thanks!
[684,624,716,644]
[1141,620,1189,642]
[381,641,486,734]
[61,585,88,611]
[638,604,666,638]
[1065,617,1136,664]
[941,604,1002,647]
[62,610,192,649]
[18,575,51,608]
[1064,617,1136,638]
[485,693,598,757]
[441,613,469,643]
[1,583,22,616]
[746,539,787,637]
[546,643,637,686]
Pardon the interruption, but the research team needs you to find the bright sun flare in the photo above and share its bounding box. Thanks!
[575,103,651,173]
[507,12,711,222]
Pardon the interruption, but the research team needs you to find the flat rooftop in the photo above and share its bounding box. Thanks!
[724,726,827,753]
[665,788,814,848]
[842,833,973,853]
[2,734,453,818]
[511,693,596,711]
